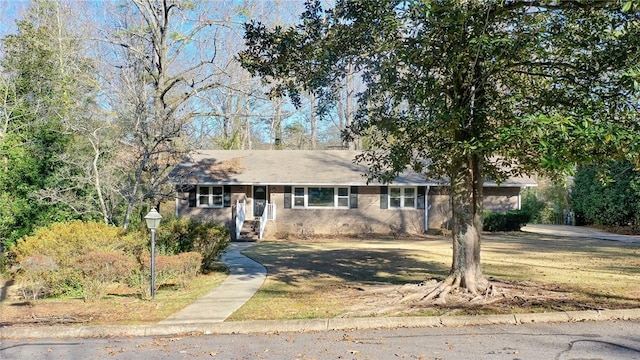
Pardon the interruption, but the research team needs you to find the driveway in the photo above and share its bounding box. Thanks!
[521,224,640,243]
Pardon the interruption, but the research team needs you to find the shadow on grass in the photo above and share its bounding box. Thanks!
[242,243,450,286]
[484,232,640,258]
[235,238,640,319]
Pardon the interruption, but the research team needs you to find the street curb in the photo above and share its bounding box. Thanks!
[3,308,640,339]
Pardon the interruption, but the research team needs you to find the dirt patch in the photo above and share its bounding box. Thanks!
[330,278,613,318]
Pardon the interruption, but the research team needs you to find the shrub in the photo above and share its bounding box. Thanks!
[138,251,203,294]
[8,219,225,299]
[9,221,146,298]
[572,162,640,227]
[483,210,531,232]
[520,189,546,223]
[153,216,229,271]
[11,221,145,269]
[74,251,137,301]
[14,255,59,300]
[520,182,570,225]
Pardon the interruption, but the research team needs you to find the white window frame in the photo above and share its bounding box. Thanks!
[389,187,417,209]
[292,186,350,208]
[197,185,224,208]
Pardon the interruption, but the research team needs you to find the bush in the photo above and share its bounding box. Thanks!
[483,210,531,232]
[572,162,640,227]
[520,182,569,224]
[520,189,546,223]
[11,221,145,269]
[138,252,203,294]
[153,216,229,271]
[9,221,146,298]
[14,255,59,300]
[74,252,137,301]
[8,219,226,300]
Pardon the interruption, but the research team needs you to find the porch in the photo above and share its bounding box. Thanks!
[233,198,276,241]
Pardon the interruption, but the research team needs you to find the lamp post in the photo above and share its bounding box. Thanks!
[144,208,162,299]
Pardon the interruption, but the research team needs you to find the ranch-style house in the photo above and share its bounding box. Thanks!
[170,150,536,240]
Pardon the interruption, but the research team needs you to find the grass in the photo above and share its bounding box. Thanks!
[1,271,227,326]
[3,232,639,325]
[227,232,640,320]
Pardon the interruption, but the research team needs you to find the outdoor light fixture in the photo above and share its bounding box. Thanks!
[144,208,162,299]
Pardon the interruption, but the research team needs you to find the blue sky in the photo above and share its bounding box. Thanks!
[0,0,29,38]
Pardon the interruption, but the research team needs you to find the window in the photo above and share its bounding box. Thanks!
[308,187,334,207]
[294,187,305,207]
[292,187,350,208]
[197,185,223,207]
[389,187,416,208]
[337,187,349,207]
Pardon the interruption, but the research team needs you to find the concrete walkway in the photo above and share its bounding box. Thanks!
[522,224,640,243]
[159,242,266,325]
[158,224,639,327]
[4,232,640,339]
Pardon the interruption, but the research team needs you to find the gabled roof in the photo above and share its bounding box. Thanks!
[170,150,537,187]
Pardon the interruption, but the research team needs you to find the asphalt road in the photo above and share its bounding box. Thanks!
[2,319,639,360]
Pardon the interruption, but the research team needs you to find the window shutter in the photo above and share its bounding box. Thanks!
[188,187,197,207]
[284,186,292,208]
[350,186,358,209]
[223,185,231,207]
[417,186,426,209]
[380,186,388,209]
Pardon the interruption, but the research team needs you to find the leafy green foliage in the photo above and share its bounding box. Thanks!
[9,219,225,300]
[240,0,640,286]
[521,181,572,225]
[571,161,640,227]
[0,12,91,248]
[152,216,230,271]
[520,189,547,224]
[483,211,531,232]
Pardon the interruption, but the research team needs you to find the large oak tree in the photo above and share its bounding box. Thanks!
[240,0,640,300]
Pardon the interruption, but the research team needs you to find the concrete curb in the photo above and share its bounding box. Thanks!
[3,308,640,339]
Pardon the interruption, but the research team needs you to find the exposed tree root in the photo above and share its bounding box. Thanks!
[335,278,589,318]
[400,273,498,305]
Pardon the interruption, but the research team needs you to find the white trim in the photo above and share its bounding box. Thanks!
[196,185,224,208]
[424,186,431,231]
[292,186,350,209]
[252,185,268,217]
[389,186,417,209]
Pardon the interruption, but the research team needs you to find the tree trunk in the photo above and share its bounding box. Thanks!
[449,154,487,294]
[309,92,317,150]
[89,137,109,225]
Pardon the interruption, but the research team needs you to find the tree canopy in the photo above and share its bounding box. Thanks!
[0,0,319,249]
[240,0,640,299]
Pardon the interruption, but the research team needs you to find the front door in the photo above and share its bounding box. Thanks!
[253,186,267,218]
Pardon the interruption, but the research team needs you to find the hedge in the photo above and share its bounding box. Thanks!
[483,210,531,232]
